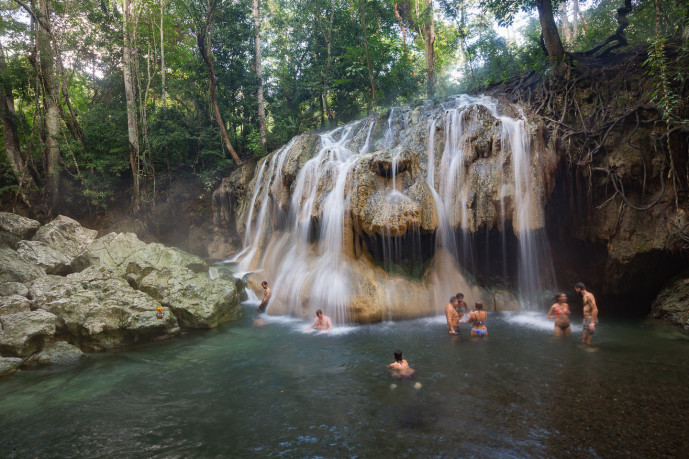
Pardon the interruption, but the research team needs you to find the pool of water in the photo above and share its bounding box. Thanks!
[2,305,688,458]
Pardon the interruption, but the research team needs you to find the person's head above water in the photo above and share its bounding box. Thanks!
[449,296,457,303]
[262,281,268,287]
[575,282,586,291]
[555,293,567,302]
[316,309,323,317]
[475,300,483,310]
[456,293,464,299]
[393,349,403,362]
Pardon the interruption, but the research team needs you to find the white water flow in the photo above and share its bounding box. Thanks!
[235,95,556,321]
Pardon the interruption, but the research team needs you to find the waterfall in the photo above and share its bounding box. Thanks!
[233,95,556,321]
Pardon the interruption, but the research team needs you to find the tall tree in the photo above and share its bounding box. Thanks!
[252,0,267,149]
[357,0,377,108]
[122,0,143,211]
[0,41,36,193]
[187,0,243,166]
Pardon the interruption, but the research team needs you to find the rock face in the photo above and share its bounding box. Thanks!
[0,212,41,247]
[0,310,58,357]
[651,271,689,328]
[221,96,541,321]
[0,213,243,378]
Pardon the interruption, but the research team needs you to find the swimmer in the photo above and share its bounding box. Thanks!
[455,292,468,322]
[257,281,271,312]
[576,282,599,346]
[468,300,487,337]
[304,309,333,333]
[388,349,415,378]
[547,293,571,337]
[445,296,460,334]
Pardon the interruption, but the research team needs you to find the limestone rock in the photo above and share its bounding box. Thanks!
[17,240,73,275]
[651,271,689,328]
[127,264,240,328]
[0,295,32,316]
[74,232,208,276]
[0,212,41,239]
[0,309,57,357]
[0,282,29,297]
[32,215,98,258]
[29,269,180,351]
[0,357,23,377]
[0,245,46,283]
[22,341,85,368]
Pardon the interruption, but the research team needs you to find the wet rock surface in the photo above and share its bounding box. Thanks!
[0,213,242,378]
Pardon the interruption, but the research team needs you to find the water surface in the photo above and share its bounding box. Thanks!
[2,306,688,458]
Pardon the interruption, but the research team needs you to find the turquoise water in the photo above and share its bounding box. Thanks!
[1,305,688,458]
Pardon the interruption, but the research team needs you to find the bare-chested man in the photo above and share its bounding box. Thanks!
[305,309,333,333]
[257,281,271,312]
[445,296,460,334]
[575,282,598,346]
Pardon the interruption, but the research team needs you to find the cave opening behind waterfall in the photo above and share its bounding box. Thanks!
[361,228,435,280]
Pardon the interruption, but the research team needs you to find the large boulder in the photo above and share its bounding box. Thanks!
[74,232,207,276]
[0,212,41,248]
[0,245,46,283]
[651,271,689,328]
[29,269,180,351]
[127,264,240,328]
[32,215,98,258]
[16,240,73,275]
[0,281,29,297]
[0,309,57,357]
[0,295,32,316]
[22,341,85,368]
[0,357,23,377]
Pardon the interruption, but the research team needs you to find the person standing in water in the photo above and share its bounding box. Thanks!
[305,309,333,333]
[387,349,415,378]
[468,300,487,337]
[455,292,468,323]
[547,293,571,337]
[575,282,599,346]
[257,281,271,312]
[445,296,460,334]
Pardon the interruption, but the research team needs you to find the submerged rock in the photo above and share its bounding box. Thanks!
[22,341,85,368]
[0,310,57,357]
[0,357,23,377]
[29,269,180,351]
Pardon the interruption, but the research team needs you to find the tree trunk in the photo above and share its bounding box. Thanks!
[535,0,565,66]
[358,0,377,109]
[421,0,435,98]
[0,42,36,191]
[559,0,572,46]
[253,0,267,150]
[161,0,166,108]
[122,0,142,212]
[572,0,579,42]
[197,18,243,166]
[36,0,62,211]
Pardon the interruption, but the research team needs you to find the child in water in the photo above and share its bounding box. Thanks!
[388,349,415,378]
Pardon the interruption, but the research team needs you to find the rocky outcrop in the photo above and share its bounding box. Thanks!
[0,213,243,378]
[0,310,58,357]
[0,212,41,247]
[650,271,689,329]
[29,269,180,351]
[22,341,85,368]
[32,215,98,258]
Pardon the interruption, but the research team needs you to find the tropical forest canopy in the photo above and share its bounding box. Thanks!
[0,0,687,215]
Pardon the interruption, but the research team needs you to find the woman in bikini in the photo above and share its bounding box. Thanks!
[547,293,571,337]
[387,349,415,378]
[468,301,487,337]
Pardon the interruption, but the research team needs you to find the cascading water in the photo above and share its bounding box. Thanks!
[232,95,557,322]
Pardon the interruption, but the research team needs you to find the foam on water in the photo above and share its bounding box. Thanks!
[503,311,582,333]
